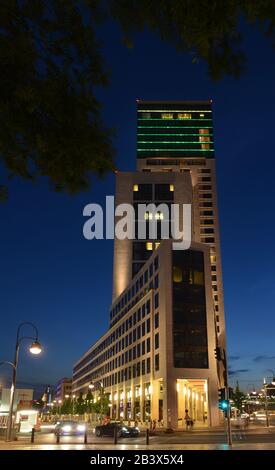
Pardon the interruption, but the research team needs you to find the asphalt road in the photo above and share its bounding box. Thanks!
[8,428,275,447]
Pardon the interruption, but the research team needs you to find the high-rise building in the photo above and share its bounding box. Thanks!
[73,100,226,428]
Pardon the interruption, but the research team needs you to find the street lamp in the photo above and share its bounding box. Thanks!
[72,394,76,415]
[3,322,42,441]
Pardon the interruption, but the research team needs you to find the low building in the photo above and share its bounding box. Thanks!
[0,388,33,414]
[55,378,72,401]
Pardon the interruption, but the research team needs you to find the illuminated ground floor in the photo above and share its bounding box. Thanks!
[91,377,220,428]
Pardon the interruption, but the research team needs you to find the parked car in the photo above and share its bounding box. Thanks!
[54,420,86,435]
[94,422,140,438]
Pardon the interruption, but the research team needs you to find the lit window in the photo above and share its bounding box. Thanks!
[173,266,182,283]
[133,184,139,192]
[210,255,216,264]
[178,113,191,119]
[155,212,164,220]
[144,211,153,220]
[155,242,160,249]
[200,113,205,117]
[199,135,210,143]
[170,184,174,192]
[146,242,153,251]
[161,113,173,119]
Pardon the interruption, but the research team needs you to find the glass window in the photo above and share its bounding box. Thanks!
[142,360,145,375]
[147,319,151,333]
[172,250,208,369]
[154,274,159,289]
[142,322,145,336]
[137,308,141,322]
[155,313,159,329]
[178,113,191,119]
[155,354,159,371]
[142,304,145,317]
[161,112,173,119]
[133,183,152,201]
[142,341,145,355]
[147,358,151,374]
[155,183,174,201]
[155,293,159,309]
[146,300,150,314]
[137,325,141,339]
[142,305,146,319]
[147,337,151,353]
[155,333,159,349]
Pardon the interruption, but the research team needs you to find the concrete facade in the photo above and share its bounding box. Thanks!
[73,100,226,429]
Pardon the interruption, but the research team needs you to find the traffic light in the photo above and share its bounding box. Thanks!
[218,388,225,401]
[214,346,223,361]
[219,399,229,411]
[218,387,229,415]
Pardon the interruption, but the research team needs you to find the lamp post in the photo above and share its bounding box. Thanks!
[3,322,42,441]
[72,394,76,415]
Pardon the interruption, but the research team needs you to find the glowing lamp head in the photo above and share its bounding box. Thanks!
[29,341,42,355]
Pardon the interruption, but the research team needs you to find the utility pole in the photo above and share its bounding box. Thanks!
[215,346,232,447]
[222,349,232,447]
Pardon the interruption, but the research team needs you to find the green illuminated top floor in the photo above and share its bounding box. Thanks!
[136,100,215,159]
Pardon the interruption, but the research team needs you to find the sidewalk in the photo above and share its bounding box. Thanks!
[1,441,275,451]
[147,424,275,435]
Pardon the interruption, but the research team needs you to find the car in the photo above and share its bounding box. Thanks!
[54,420,87,435]
[94,422,140,438]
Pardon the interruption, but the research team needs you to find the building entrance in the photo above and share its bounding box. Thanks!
[177,379,208,428]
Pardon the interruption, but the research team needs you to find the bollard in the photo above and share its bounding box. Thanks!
[84,430,88,444]
[56,429,60,444]
[114,426,117,445]
[146,428,149,445]
[31,427,35,443]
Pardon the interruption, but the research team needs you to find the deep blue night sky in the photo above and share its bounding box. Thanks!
[1,21,275,395]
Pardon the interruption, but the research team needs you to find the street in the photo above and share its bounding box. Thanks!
[1,427,275,450]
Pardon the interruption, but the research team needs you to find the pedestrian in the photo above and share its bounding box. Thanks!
[184,409,192,431]
[235,415,245,440]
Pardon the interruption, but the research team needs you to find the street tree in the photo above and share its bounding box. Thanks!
[232,381,246,413]
[0,1,274,197]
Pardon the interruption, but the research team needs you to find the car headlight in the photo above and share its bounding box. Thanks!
[121,427,128,431]
[135,427,140,431]
[62,425,72,432]
[77,425,86,432]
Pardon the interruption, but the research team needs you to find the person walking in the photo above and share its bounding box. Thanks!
[184,409,192,431]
